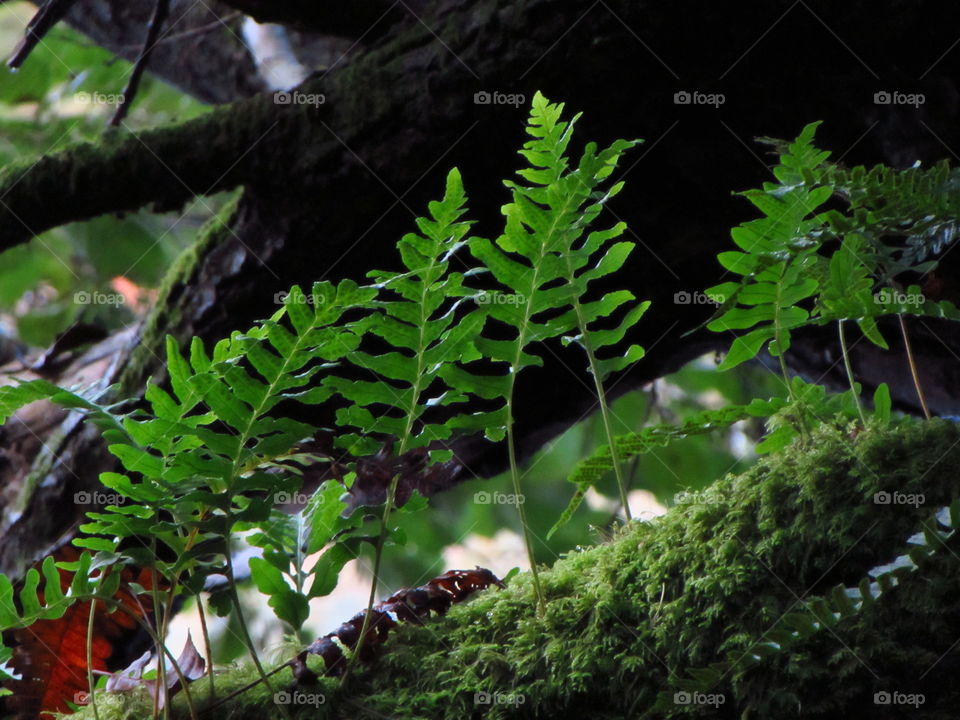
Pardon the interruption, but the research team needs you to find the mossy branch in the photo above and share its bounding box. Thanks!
[70,419,960,719]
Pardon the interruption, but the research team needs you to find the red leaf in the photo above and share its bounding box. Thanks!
[1,545,161,719]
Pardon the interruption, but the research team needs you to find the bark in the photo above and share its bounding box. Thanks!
[57,0,263,104]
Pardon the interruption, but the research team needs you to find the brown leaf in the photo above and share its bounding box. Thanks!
[104,632,205,710]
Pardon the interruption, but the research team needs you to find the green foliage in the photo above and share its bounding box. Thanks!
[706,121,832,370]
[466,92,642,403]
[0,5,212,346]
[326,167,483,457]
[5,90,960,716]
[553,119,960,544]
[296,420,960,720]
[0,92,651,694]
[819,158,960,273]
[549,399,782,537]
[462,91,644,606]
[709,122,960,371]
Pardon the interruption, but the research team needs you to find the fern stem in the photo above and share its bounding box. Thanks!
[85,597,101,720]
[838,320,867,425]
[102,596,198,720]
[506,420,547,614]
[223,551,289,719]
[196,596,216,701]
[777,352,810,443]
[148,556,170,720]
[582,338,632,521]
[897,314,931,419]
[343,471,401,684]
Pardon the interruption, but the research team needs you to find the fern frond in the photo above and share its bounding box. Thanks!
[549,400,782,537]
[324,168,483,459]
[707,122,833,372]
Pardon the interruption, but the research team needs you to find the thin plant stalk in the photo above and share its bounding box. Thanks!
[506,418,546,614]
[897,314,931,419]
[148,556,169,720]
[342,473,401,684]
[105,601,200,720]
[838,320,867,425]
[224,552,290,719]
[85,597,101,720]
[196,597,216,701]
[581,332,632,521]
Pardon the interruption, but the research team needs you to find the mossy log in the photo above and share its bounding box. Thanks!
[76,418,960,719]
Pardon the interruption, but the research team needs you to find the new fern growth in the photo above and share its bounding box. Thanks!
[466,92,643,611]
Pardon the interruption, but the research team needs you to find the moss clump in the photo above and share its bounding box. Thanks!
[77,418,960,719]
[116,188,244,399]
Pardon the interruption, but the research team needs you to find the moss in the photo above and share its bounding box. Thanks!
[115,188,245,398]
[75,418,960,719]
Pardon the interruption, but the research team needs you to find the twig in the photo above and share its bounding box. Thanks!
[110,0,171,127]
[8,0,79,69]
